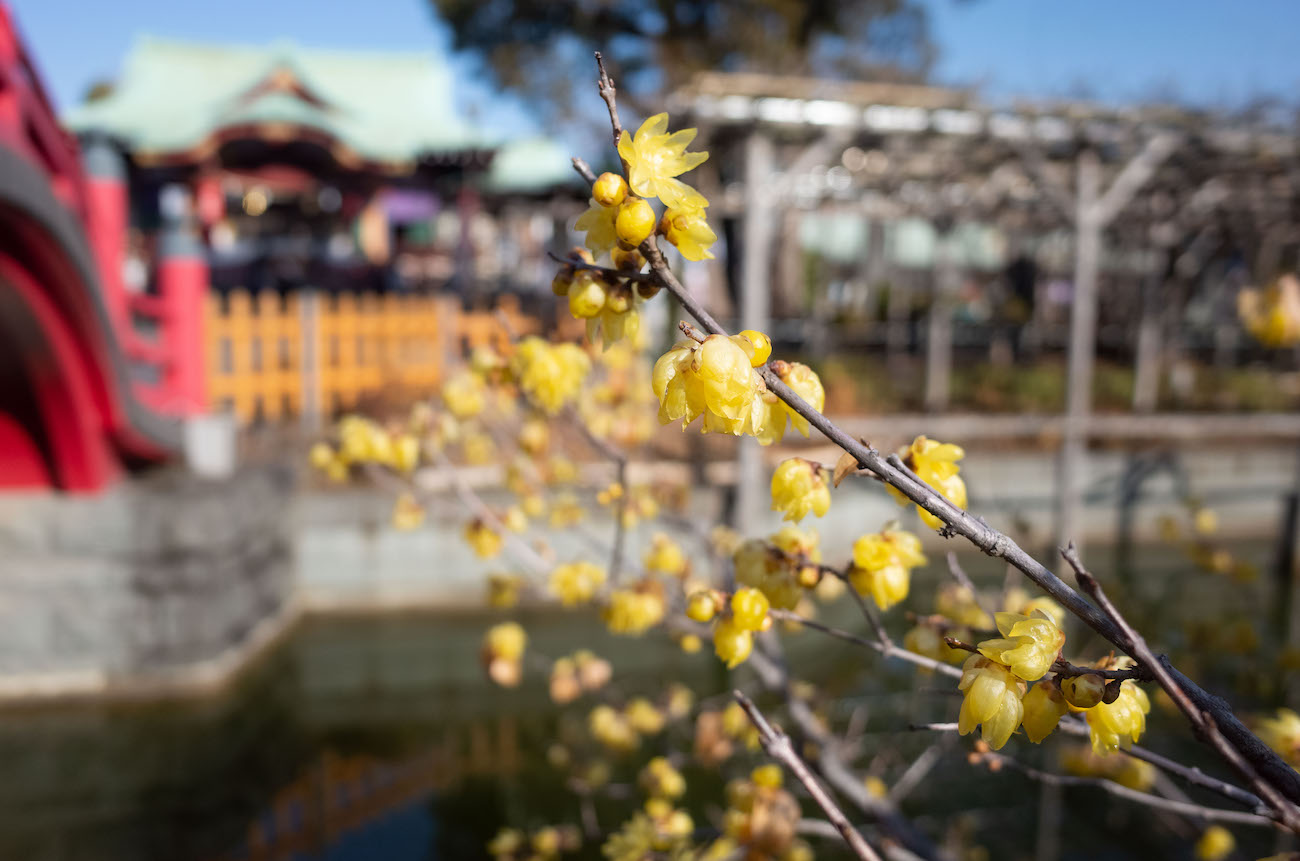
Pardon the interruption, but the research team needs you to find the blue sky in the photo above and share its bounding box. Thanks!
[13,0,1300,130]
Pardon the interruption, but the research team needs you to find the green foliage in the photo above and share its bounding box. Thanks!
[430,0,933,119]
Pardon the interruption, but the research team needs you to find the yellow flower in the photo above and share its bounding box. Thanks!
[603,582,666,634]
[652,335,766,436]
[977,610,1065,682]
[442,369,486,419]
[1085,680,1150,755]
[548,561,607,606]
[937,583,993,629]
[1239,274,1300,348]
[309,441,334,471]
[484,621,526,662]
[617,113,708,210]
[1021,682,1068,743]
[643,533,687,576]
[615,197,657,247]
[712,617,753,668]
[1194,825,1235,861]
[486,573,523,609]
[625,698,666,735]
[957,655,1025,750]
[662,205,717,261]
[592,172,628,208]
[589,704,640,752]
[903,625,967,668]
[464,519,503,559]
[849,527,926,611]
[575,197,618,257]
[768,361,825,438]
[770,458,831,523]
[888,435,968,529]
[390,492,424,530]
[511,337,591,414]
[640,756,687,800]
[1257,708,1300,766]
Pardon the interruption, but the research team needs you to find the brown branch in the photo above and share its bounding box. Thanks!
[1051,658,1151,681]
[733,690,885,861]
[979,749,1279,828]
[944,551,999,622]
[767,608,960,679]
[593,52,623,150]
[1064,544,1300,830]
[546,251,658,285]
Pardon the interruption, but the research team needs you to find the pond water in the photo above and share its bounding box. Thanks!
[0,540,1292,861]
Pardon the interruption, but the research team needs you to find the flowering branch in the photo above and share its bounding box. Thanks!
[572,50,1300,828]
[733,690,886,861]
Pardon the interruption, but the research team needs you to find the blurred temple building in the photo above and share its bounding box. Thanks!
[63,36,582,424]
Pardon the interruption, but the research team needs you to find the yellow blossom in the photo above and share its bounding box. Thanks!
[958,655,1025,750]
[662,205,717,261]
[484,621,526,662]
[977,611,1065,682]
[770,457,831,523]
[1021,682,1068,743]
[849,526,926,611]
[643,533,687,576]
[592,172,628,208]
[615,197,656,247]
[548,561,606,606]
[575,197,618,257]
[1257,708,1300,767]
[486,573,523,609]
[464,519,503,559]
[390,492,424,530]
[625,698,666,735]
[511,337,590,414]
[1085,680,1150,755]
[617,113,708,210]
[442,370,487,419]
[309,441,334,471]
[888,435,968,529]
[712,617,753,668]
[653,335,766,436]
[1239,273,1300,347]
[1194,826,1235,861]
[602,583,666,634]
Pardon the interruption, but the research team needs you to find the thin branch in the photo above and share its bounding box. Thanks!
[944,551,999,622]
[1063,544,1300,831]
[546,251,658,285]
[767,608,961,679]
[594,52,623,150]
[979,749,1278,828]
[1052,658,1151,681]
[733,690,885,861]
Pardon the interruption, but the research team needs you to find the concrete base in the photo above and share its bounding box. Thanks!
[0,466,295,703]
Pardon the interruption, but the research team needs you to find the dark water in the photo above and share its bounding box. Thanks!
[0,541,1293,861]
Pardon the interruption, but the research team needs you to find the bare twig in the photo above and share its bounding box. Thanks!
[979,749,1279,828]
[767,608,961,679]
[733,690,885,861]
[546,251,658,285]
[593,52,623,150]
[1051,658,1151,681]
[1063,544,1300,831]
[944,551,999,622]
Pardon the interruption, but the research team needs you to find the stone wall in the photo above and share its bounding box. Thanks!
[0,466,296,700]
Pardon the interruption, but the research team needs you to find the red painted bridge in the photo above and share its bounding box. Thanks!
[0,5,195,491]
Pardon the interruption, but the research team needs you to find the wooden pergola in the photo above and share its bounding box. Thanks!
[668,71,1300,547]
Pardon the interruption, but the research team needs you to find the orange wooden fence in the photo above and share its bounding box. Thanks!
[205,291,541,424]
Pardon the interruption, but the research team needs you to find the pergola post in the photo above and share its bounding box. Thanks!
[925,225,958,412]
[735,130,775,534]
[1055,150,1101,554]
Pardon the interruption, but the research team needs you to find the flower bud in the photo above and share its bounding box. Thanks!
[1060,673,1106,709]
[615,197,656,247]
[592,172,629,207]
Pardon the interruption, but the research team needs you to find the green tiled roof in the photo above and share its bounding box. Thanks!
[484,137,580,194]
[65,36,491,165]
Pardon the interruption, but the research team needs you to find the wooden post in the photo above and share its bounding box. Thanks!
[925,226,957,413]
[1056,150,1101,555]
[736,131,775,534]
[1132,267,1163,413]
